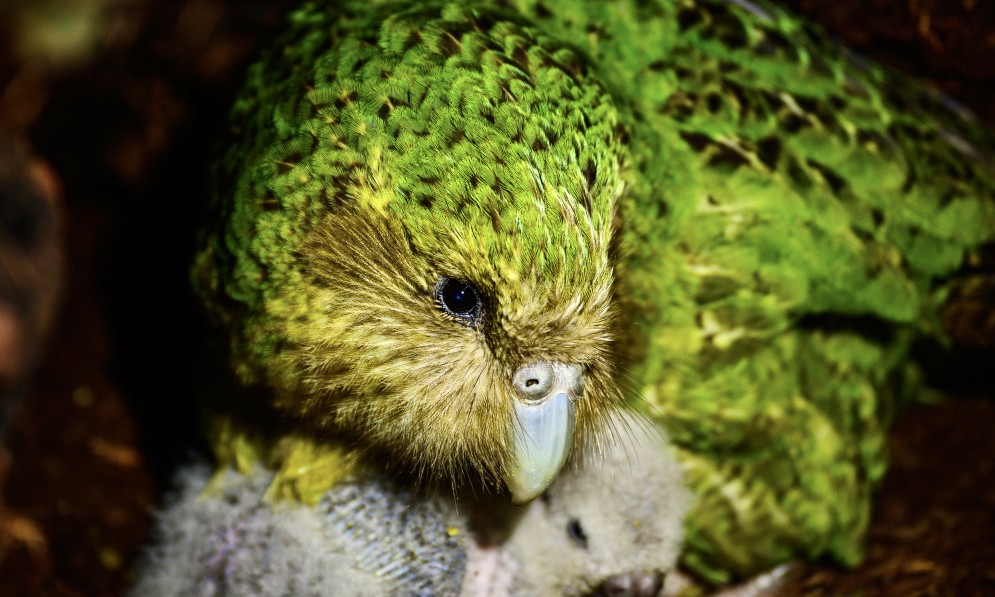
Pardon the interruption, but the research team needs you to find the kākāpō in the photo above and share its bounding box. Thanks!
[189,0,995,586]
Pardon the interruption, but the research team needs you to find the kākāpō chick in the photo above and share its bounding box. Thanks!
[193,0,995,586]
[130,466,465,597]
[131,413,690,596]
[465,412,691,596]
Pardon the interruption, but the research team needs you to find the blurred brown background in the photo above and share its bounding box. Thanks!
[0,1,993,595]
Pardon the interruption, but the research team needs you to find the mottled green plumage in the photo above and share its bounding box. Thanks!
[194,0,995,586]
[195,0,625,496]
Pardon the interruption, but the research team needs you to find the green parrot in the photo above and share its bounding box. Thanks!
[192,0,995,586]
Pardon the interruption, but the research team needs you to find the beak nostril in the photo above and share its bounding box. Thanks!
[512,362,555,398]
[512,361,583,401]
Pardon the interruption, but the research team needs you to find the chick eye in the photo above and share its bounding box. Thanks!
[435,277,482,323]
[567,518,588,548]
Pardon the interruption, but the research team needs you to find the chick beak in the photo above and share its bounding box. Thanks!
[506,362,583,504]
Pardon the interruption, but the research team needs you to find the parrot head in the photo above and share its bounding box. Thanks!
[196,2,631,502]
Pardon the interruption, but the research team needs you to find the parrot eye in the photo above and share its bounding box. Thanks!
[435,277,482,324]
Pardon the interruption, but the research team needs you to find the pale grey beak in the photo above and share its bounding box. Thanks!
[506,362,584,504]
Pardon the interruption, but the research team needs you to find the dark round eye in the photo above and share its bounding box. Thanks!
[567,518,588,548]
[435,277,482,323]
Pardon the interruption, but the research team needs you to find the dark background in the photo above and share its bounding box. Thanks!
[0,1,992,595]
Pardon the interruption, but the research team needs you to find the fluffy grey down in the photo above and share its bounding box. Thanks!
[131,412,690,596]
